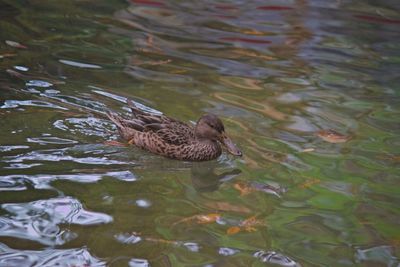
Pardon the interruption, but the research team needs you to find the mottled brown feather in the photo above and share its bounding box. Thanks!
[107,101,235,161]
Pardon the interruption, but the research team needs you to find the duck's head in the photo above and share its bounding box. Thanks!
[195,114,242,156]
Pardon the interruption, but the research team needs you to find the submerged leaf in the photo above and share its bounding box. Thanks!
[6,69,27,78]
[0,53,17,59]
[227,226,241,235]
[170,69,188,74]
[173,213,220,226]
[234,182,255,195]
[317,129,351,143]
[234,181,286,197]
[227,216,266,235]
[232,48,274,60]
[5,40,27,49]
[145,237,178,245]
[147,59,171,66]
[196,213,221,224]
[377,154,400,163]
[240,215,264,229]
[299,178,321,189]
[204,201,251,213]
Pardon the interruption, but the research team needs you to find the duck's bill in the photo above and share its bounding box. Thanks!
[221,133,242,156]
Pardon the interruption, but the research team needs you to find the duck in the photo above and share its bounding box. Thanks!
[107,100,242,161]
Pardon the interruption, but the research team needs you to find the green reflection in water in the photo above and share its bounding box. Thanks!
[0,0,399,266]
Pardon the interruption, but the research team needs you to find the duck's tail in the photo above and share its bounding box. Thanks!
[106,112,124,129]
[127,99,147,118]
[106,112,144,140]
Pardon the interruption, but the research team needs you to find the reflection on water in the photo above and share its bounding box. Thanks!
[1,0,400,266]
[0,197,112,246]
[190,161,241,192]
[0,243,106,267]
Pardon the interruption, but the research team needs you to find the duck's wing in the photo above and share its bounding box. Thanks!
[146,121,195,145]
[127,99,195,145]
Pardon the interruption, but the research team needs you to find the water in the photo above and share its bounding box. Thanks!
[0,0,399,266]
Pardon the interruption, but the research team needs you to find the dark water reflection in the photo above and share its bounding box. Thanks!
[1,0,400,266]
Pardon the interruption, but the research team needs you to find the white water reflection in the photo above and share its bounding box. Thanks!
[0,170,136,190]
[0,100,67,110]
[0,197,113,246]
[26,80,53,88]
[59,59,102,69]
[0,242,106,267]
[129,258,150,267]
[3,146,132,168]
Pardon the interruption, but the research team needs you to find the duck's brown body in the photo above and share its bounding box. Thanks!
[107,100,241,161]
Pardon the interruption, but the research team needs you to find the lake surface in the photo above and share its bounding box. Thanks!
[1,0,399,266]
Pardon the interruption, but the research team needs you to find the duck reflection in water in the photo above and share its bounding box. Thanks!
[190,161,241,192]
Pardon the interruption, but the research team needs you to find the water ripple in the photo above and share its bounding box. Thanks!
[26,80,53,88]
[53,117,113,138]
[0,242,106,267]
[0,170,136,190]
[3,147,130,167]
[0,197,112,246]
[114,233,142,244]
[253,250,300,267]
[128,258,150,267]
[59,59,102,69]
[0,146,30,153]
[0,178,27,192]
[27,137,78,145]
[355,245,399,266]
[218,247,240,256]
[14,65,29,72]
[0,0,399,266]
[91,88,162,114]
[0,100,67,110]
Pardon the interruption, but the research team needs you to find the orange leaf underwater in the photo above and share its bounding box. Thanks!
[317,129,351,143]
[299,178,321,189]
[226,216,266,235]
[173,213,221,226]
[204,201,251,214]
[227,226,241,235]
